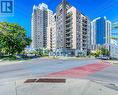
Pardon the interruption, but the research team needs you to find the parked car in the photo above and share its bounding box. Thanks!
[101,56,110,60]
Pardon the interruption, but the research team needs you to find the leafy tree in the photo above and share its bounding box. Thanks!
[95,50,101,57]
[35,48,49,57]
[0,22,31,56]
[101,48,110,56]
[36,49,43,56]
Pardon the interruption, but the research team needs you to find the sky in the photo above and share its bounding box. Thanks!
[0,0,118,37]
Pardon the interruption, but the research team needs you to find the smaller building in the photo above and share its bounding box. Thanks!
[110,39,118,59]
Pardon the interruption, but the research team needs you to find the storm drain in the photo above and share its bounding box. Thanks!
[36,78,66,83]
[24,79,37,83]
[24,78,66,83]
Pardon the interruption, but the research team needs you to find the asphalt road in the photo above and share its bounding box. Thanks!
[0,58,118,85]
[0,58,99,80]
[0,58,118,95]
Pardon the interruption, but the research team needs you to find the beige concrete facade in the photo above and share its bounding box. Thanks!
[47,14,56,50]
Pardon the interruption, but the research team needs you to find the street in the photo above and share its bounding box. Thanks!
[0,58,99,80]
[0,58,118,95]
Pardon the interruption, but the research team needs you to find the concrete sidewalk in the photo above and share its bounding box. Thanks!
[0,60,22,65]
[0,78,118,95]
[106,60,118,65]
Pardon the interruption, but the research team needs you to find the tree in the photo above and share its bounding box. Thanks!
[35,48,49,57]
[90,50,101,57]
[94,49,101,57]
[0,22,31,56]
[36,49,43,57]
[101,48,110,56]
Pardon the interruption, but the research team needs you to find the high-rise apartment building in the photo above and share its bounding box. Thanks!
[31,0,90,56]
[31,3,53,49]
[56,0,90,55]
[47,13,57,50]
[91,17,111,50]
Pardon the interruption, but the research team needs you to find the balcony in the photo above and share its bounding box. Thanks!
[66,44,72,48]
[66,17,72,21]
[66,26,72,31]
[66,39,72,43]
[66,13,73,18]
[66,35,72,38]
[66,31,71,34]
[66,23,72,27]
